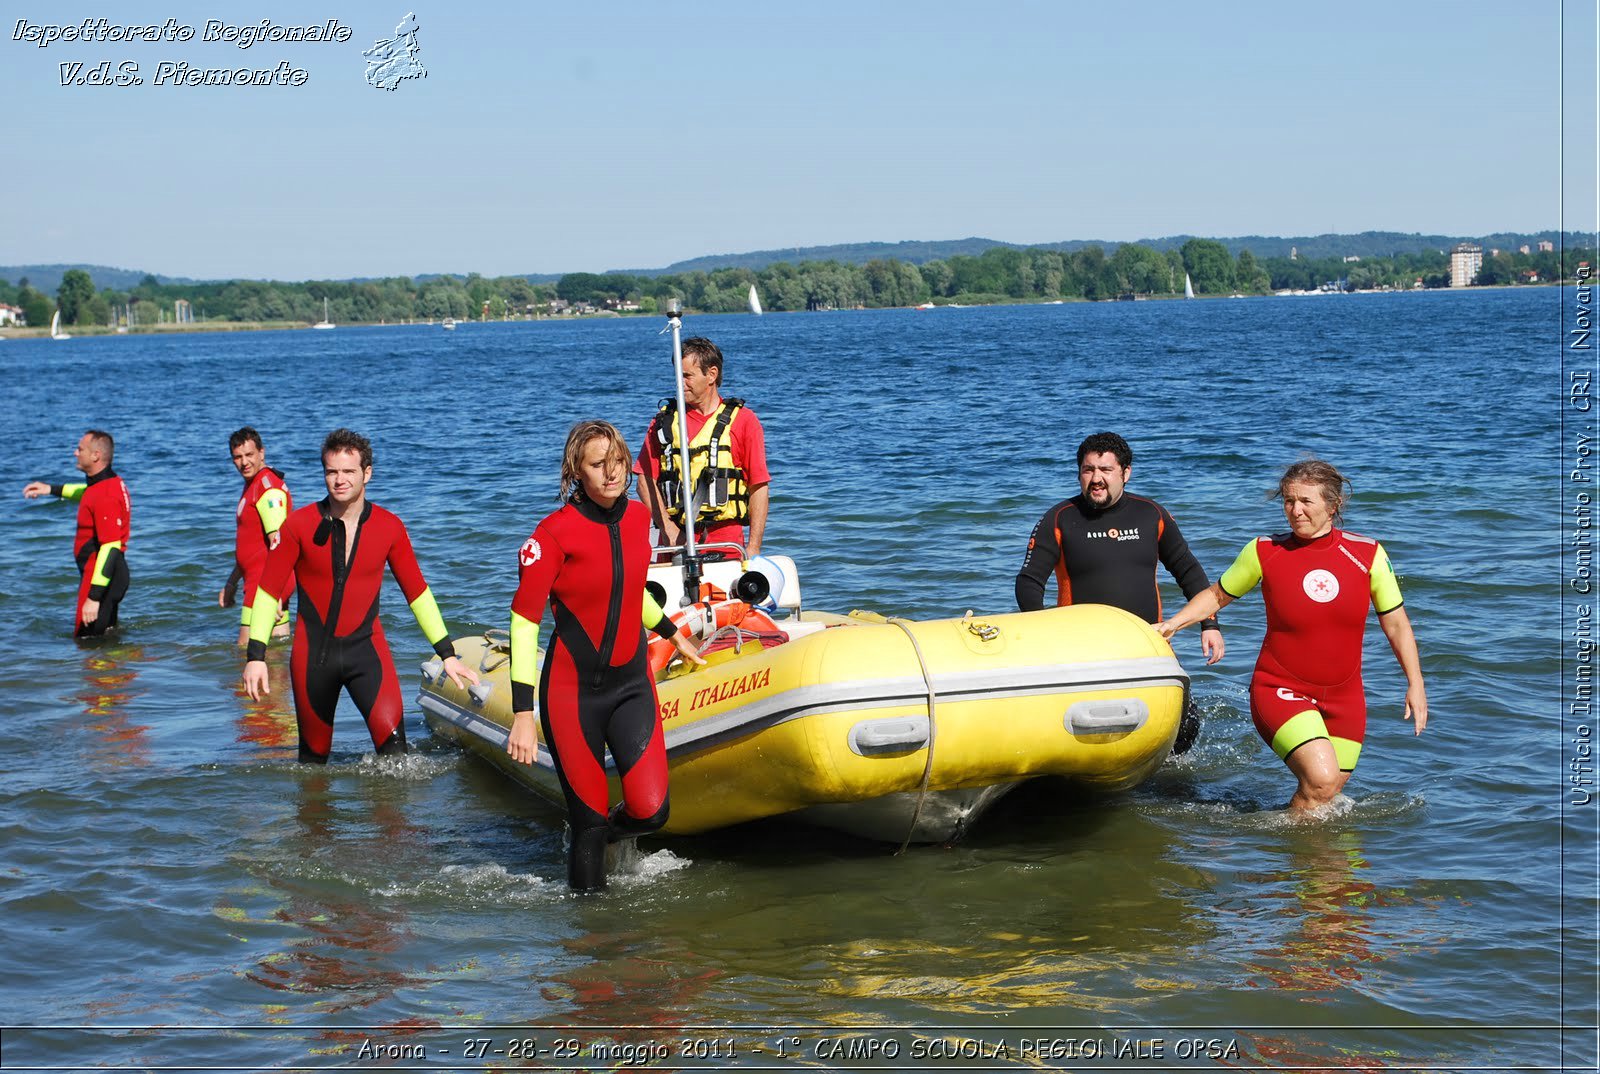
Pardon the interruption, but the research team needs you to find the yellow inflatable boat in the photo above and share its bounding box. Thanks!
[418,555,1189,843]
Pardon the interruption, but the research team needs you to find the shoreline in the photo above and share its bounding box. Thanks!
[0,282,1570,341]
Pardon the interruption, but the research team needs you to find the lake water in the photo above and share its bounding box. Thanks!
[0,289,1592,1071]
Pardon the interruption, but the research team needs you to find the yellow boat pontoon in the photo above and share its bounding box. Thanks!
[417,553,1190,844]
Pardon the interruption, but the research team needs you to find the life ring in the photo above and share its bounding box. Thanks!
[648,599,782,678]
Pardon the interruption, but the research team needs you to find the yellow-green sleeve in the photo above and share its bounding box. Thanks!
[255,488,289,535]
[642,591,679,640]
[1219,539,1263,599]
[246,588,279,651]
[59,483,86,502]
[1371,544,1404,614]
[408,588,455,658]
[90,541,123,587]
[510,611,541,713]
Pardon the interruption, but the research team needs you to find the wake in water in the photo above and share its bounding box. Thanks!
[352,750,456,781]
[608,843,690,886]
[375,862,561,904]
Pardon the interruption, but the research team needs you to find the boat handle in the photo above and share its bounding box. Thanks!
[468,682,495,708]
[965,619,999,641]
[419,657,443,684]
[478,630,511,672]
[849,715,930,756]
[1065,698,1149,736]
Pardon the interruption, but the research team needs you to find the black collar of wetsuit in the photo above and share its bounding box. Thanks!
[1072,491,1131,520]
[84,467,116,486]
[313,497,373,544]
[571,492,628,526]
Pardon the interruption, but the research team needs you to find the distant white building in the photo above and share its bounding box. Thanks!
[0,303,21,326]
[1539,240,1555,252]
[1450,243,1483,288]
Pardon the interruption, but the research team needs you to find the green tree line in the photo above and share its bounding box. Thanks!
[5,244,1594,328]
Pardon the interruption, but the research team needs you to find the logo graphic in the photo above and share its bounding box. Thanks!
[1276,686,1318,704]
[519,537,541,567]
[364,12,426,91]
[1338,544,1371,574]
[1302,568,1340,603]
[1086,526,1139,541]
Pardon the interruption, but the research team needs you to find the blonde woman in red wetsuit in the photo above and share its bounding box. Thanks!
[507,420,703,892]
[1157,460,1427,815]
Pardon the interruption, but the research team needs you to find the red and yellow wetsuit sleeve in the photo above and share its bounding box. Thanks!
[256,486,290,539]
[510,524,567,714]
[382,519,456,659]
[1218,539,1264,599]
[246,512,304,653]
[1368,545,1403,612]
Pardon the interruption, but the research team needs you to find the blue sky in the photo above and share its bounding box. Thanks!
[3,1,1594,280]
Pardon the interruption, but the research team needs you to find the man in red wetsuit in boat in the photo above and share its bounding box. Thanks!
[23,429,132,638]
[242,428,478,762]
[218,426,293,647]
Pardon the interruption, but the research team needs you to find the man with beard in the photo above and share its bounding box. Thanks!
[1015,432,1221,752]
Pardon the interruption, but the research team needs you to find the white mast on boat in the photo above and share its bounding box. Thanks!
[312,296,335,329]
[1183,273,1195,300]
[663,298,704,603]
[748,283,763,316]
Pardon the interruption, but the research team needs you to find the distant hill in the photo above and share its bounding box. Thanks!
[0,264,198,293]
[613,230,1582,275]
[2,230,1580,293]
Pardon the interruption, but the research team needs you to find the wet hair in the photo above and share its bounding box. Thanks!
[1076,431,1132,469]
[1276,458,1352,522]
[229,426,262,452]
[559,419,631,503]
[84,429,114,462]
[682,336,724,389]
[321,428,373,470]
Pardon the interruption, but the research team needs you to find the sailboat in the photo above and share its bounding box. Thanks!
[748,283,763,316]
[1183,273,1195,300]
[311,297,335,330]
[50,309,71,340]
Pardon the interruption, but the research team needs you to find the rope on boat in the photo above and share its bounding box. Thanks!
[887,617,938,856]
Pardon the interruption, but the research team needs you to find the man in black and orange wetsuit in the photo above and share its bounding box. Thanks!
[24,429,132,637]
[1015,432,1222,751]
[242,428,477,762]
[219,426,293,647]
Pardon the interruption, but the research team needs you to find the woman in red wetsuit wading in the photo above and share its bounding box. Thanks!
[507,421,702,891]
[1157,460,1427,814]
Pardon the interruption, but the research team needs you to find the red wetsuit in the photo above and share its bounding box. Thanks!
[249,498,456,762]
[511,494,678,890]
[49,469,132,637]
[1219,528,1404,771]
[234,467,292,625]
